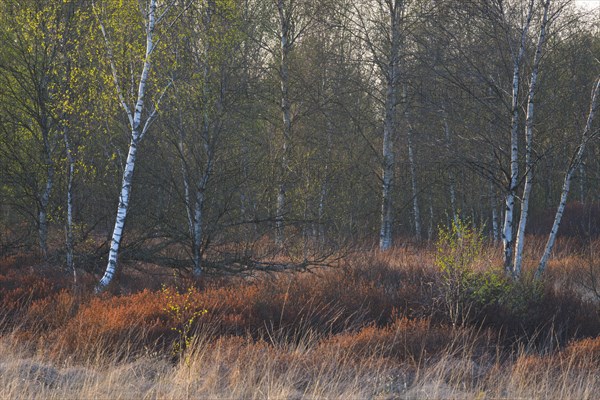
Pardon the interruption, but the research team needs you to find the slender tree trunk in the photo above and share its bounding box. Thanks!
[38,166,53,259]
[98,134,139,290]
[502,0,534,275]
[191,118,214,278]
[379,2,401,251]
[490,183,499,243]
[405,86,421,240]
[96,0,163,291]
[380,82,396,251]
[513,0,550,278]
[318,119,333,243]
[192,187,205,277]
[536,76,600,279]
[579,162,586,204]
[441,106,456,224]
[63,127,76,285]
[38,127,54,259]
[276,0,291,246]
[178,125,194,240]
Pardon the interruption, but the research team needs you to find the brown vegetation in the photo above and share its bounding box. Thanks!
[1,240,600,398]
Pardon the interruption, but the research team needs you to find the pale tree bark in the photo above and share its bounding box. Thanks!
[63,127,76,285]
[275,0,292,246]
[38,127,54,260]
[96,0,170,291]
[502,0,535,274]
[380,81,396,251]
[513,0,551,279]
[177,111,194,241]
[190,2,221,279]
[490,183,499,243]
[191,107,216,278]
[404,85,421,240]
[536,76,600,279]
[379,0,403,251]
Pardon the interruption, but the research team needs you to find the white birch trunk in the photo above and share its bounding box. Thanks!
[405,86,421,240]
[191,123,214,278]
[536,76,600,279]
[380,82,396,251]
[38,165,53,259]
[192,187,205,277]
[379,2,402,251]
[96,0,162,291]
[490,183,499,243]
[502,0,534,274]
[38,127,54,259]
[98,134,139,290]
[276,0,291,246]
[513,0,550,278]
[178,124,194,240]
[63,127,76,284]
[191,4,216,278]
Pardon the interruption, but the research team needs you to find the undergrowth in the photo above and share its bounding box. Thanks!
[0,238,599,398]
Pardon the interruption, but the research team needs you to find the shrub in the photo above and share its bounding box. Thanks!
[434,219,504,326]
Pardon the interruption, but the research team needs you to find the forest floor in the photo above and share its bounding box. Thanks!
[1,237,600,399]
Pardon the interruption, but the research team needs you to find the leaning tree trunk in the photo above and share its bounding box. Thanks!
[536,76,600,279]
[513,0,550,278]
[98,134,140,290]
[96,0,165,291]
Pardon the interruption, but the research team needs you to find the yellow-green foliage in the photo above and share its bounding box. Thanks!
[435,218,483,275]
[161,285,207,362]
[435,219,510,325]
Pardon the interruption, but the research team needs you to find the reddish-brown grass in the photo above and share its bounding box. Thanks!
[1,239,600,398]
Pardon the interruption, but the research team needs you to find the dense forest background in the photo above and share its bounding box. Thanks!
[4,2,600,398]
[0,0,599,287]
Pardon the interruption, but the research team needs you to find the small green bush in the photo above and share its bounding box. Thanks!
[435,218,511,326]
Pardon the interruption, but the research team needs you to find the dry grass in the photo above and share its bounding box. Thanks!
[1,239,600,399]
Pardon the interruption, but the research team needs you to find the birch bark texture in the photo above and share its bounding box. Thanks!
[502,0,535,274]
[95,0,171,291]
[536,75,600,279]
[379,0,404,251]
[404,85,421,240]
[275,0,293,246]
[512,0,551,279]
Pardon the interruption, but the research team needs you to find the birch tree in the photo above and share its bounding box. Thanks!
[512,0,552,278]
[349,0,409,250]
[0,0,66,259]
[170,0,241,277]
[94,0,175,291]
[501,0,535,274]
[404,84,421,240]
[536,75,600,279]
